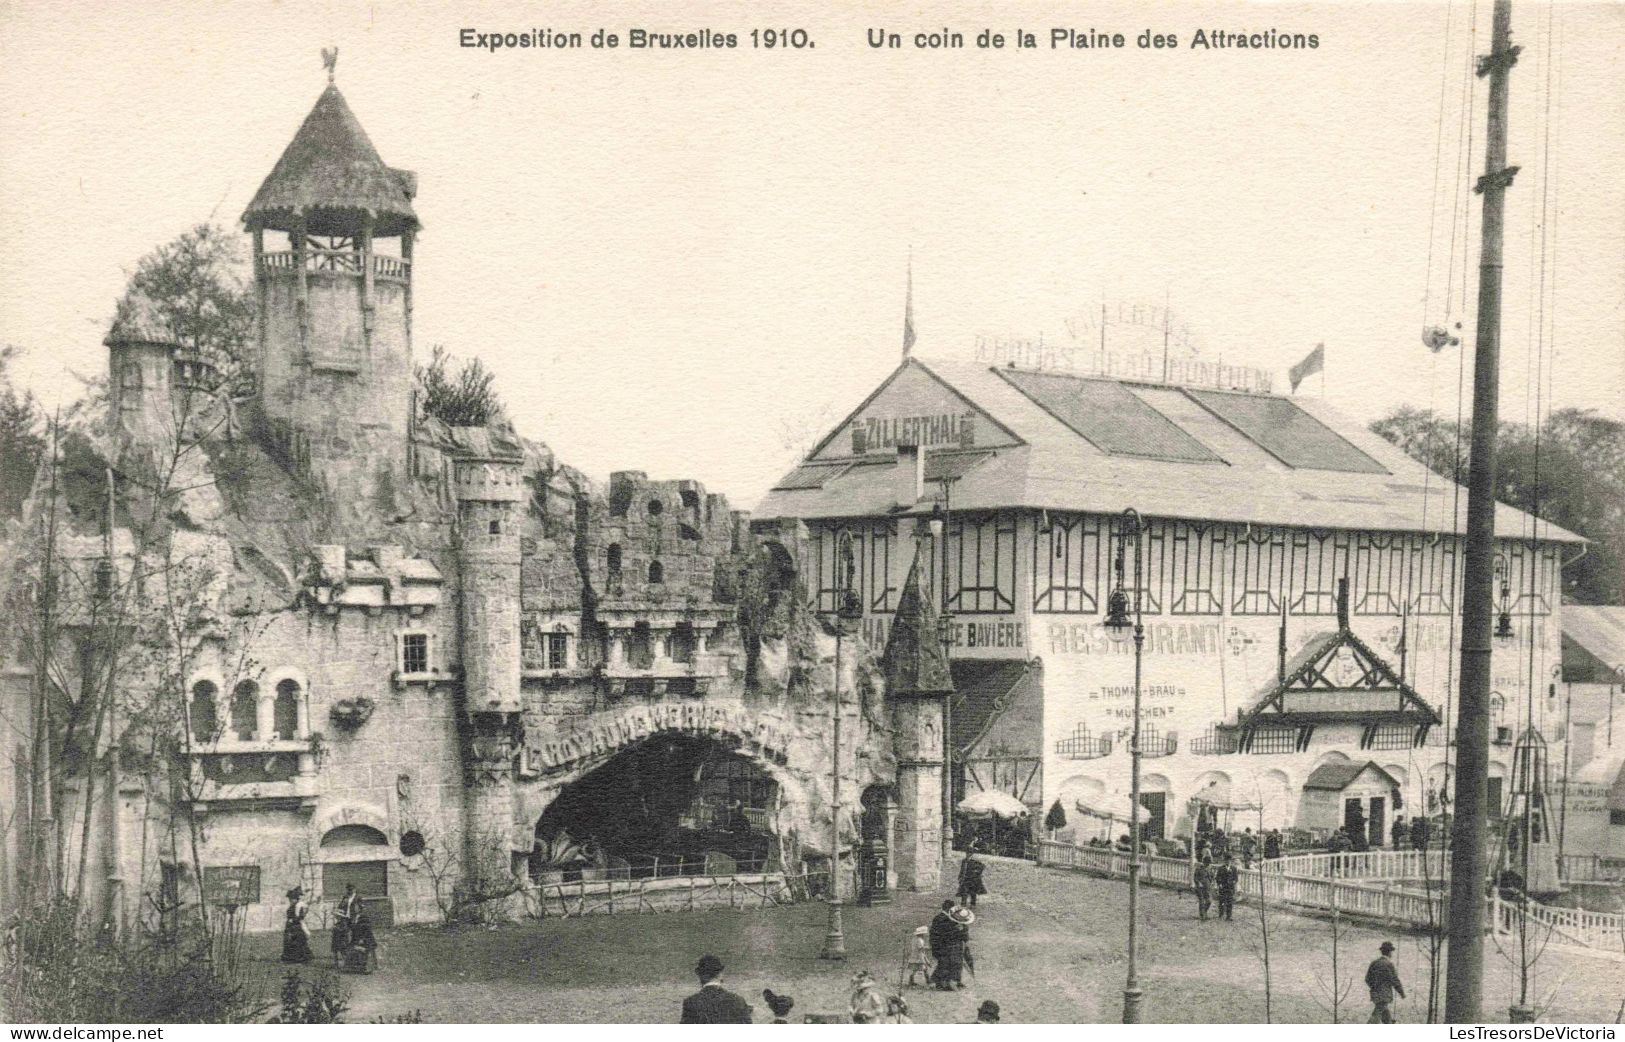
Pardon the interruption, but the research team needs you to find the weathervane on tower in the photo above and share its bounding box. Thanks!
[322,46,338,84]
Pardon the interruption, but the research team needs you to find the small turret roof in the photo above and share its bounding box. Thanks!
[881,551,954,696]
[244,85,418,237]
[104,291,178,348]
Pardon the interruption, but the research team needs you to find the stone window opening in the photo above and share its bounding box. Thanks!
[401,632,430,675]
[189,680,219,744]
[547,626,570,670]
[273,678,301,740]
[118,362,142,412]
[648,560,664,585]
[606,544,623,591]
[680,489,700,511]
[647,498,664,516]
[488,518,502,536]
[229,680,258,741]
[668,622,696,664]
[628,623,655,670]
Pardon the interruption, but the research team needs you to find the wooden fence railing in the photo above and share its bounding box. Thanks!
[519,867,829,919]
[1037,840,1624,960]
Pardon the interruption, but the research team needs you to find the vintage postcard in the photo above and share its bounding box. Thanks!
[0,0,1621,1028]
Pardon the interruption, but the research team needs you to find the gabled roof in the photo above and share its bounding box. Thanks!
[244,85,418,237]
[1236,601,1440,729]
[756,355,1582,543]
[950,658,1037,753]
[1562,606,1625,683]
[1304,760,1401,792]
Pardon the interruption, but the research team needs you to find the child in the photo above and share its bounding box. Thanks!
[904,925,934,986]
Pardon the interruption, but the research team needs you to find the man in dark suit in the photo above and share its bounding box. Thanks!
[680,954,754,1023]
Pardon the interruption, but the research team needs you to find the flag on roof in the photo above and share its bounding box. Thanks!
[902,257,916,360]
[1289,343,1325,393]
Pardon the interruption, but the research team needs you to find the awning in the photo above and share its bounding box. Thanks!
[958,790,1028,818]
[1075,792,1140,824]
[1188,775,1261,812]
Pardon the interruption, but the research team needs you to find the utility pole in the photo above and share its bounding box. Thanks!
[1446,0,1519,1023]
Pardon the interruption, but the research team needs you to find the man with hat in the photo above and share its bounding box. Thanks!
[762,989,794,1024]
[681,954,753,1023]
[1214,854,1239,921]
[927,900,970,990]
[1364,941,1405,1023]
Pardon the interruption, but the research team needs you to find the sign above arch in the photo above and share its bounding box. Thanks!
[529,703,793,777]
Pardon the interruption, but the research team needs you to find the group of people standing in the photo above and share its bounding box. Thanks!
[1190,855,1240,921]
[280,883,377,972]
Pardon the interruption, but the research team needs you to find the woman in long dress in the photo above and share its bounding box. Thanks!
[281,886,312,964]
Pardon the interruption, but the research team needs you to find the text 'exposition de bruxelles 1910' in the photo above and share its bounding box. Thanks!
[457,27,1320,52]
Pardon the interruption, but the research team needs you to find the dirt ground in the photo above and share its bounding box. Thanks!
[252,857,1624,1024]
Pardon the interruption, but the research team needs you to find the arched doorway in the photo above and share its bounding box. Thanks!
[319,823,392,926]
[530,734,783,882]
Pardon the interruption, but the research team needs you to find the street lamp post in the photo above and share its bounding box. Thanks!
[931,491,958,860]
[1104,508,1147,1023]
[821,534,864,961]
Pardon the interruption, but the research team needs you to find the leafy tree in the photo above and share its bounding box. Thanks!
[1370,406,1624,604]
[0,345,44,518]
[120,223,256,389]
[1044,799,1067,834]
[416,344,502,428]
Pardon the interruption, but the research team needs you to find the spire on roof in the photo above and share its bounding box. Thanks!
[881,550,953,696]
[321,46,338,85]
[243,72,418,238]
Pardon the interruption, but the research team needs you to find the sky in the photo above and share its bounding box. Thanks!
[1,0,1621,510]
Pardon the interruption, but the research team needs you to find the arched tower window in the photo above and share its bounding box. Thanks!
[274,678,301,740]
[118,361,143,412]
[229,680,258,741]
[606,544,623,587]
[649,561,664,584]
[189,680,219,743]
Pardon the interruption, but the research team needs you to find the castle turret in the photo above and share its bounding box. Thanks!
[451,437,526,877]
[882,547,955,891]
[243,70,418,494]
[105,292,179,449]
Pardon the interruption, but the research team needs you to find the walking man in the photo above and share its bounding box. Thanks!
[680,954,754,1023]
[1214,854,1239,921]
[1193,856,1214,921]
[1365,941,1405,1023]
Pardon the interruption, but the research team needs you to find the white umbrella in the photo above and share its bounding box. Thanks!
[1074,792,1139,824]
[958,789,1028,818]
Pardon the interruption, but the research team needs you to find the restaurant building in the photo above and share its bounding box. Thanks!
[756,355,1580,846]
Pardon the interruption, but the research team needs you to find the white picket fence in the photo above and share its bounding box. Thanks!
[1037,840,1625,961]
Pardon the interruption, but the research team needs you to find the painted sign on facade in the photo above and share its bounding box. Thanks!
[202,865,261,907]
[811,363,1016,461]
[531,703,792,774]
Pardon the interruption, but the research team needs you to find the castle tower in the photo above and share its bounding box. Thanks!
[452,446,526,874]
[242,71,418,494]
[104,292,179,450]
[882,546,955,891]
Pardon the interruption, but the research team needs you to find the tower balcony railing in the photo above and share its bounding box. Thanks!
[260,249,411,284]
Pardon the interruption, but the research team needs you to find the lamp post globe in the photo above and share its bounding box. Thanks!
[1103,588,1134,643]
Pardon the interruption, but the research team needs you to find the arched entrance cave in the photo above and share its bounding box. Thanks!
[529,734,784,882]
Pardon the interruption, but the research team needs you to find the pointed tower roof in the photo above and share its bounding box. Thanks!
[244,84,418,237]
[880,550,954,696]
[104,290,178,348]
